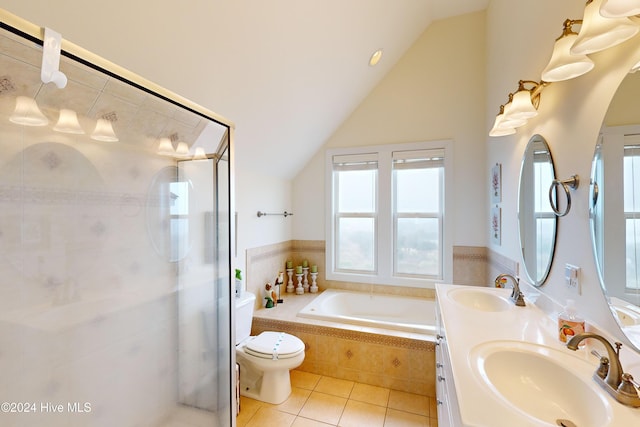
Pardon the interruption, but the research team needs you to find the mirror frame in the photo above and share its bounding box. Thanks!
[517,134,557,287]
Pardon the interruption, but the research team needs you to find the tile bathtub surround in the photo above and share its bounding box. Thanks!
[237,370,438,427]
[251,295,436,397]
[245,241,510,302]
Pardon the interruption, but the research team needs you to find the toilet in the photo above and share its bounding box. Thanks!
[235,292,305,405]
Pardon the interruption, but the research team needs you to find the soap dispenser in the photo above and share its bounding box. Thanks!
[558,299,585,344]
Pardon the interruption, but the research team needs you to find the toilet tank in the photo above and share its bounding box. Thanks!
[235,292,256,345]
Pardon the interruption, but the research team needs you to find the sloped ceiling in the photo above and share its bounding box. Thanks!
[0,0,489,178]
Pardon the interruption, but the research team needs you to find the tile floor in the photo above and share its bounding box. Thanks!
[237,370,438,427]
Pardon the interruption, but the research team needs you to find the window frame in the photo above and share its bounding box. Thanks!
[325,140,453,289]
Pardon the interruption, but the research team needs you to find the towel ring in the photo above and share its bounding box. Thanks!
[549,175,579,217]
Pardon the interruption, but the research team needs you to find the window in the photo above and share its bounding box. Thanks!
[326,141,452,288]
[624,143,640,291]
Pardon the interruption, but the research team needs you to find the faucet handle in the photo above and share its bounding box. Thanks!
[618,373,640,399]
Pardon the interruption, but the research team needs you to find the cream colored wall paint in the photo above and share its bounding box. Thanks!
[487,0,640,346]
[293,11,487,245]
[0,1,294,274]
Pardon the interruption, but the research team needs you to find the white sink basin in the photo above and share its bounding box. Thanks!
[447,287,512,312]
[470,341,612,427]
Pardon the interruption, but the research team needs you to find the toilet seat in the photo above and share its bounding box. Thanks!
[245,331,305,360]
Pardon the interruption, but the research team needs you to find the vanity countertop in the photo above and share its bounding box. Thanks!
[436,283,640,427]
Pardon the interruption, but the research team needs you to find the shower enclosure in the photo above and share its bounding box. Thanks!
[0,11,234,427]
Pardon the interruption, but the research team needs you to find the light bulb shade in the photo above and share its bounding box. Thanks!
[541,33,595,81]
[175,141,190,157]
[91,118,118,142]
[489,115,516,137]
[157,137,174,156]
[10,96,49,126]
[571,0,639,55]
[53,109,84,134]
[504,90,538,120]
[600,0,640,17]
[192,147,207,160]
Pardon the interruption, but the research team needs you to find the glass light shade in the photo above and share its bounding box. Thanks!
[489,114,516,137]
[175,141,190,157]
[157,137,174,156]
[91,118,118,142]
[192,147,207,160]
[9,96,48,126]
[53,109,84,134]
[571,0,639,55]
[600,0,640,17]
[504,90,538,120]
[541,33,595,82]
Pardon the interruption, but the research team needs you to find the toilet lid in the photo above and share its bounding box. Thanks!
[245,331,305,360]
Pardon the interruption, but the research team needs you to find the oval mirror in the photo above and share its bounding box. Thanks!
[518,134,557,286]
[591,68,640,351]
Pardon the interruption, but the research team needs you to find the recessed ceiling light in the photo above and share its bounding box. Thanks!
[369,49,383,67]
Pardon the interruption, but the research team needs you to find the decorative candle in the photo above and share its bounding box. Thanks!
[302,259,308,268]
[286,260,293,269]
[311,264,317,273]
[296,265,303,274]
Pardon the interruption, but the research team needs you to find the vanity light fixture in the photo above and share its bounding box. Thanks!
[9,95,49,126]
[504,80,541,120]
[369,49,383,67]
[571,0,639,55]
[157,137,175,156]
[489,105,517,137]
[175,141,190,158]
[600,0,640,18]
[53,108,84,134]
[192,147,207,160]
[91,116,118,142]
[541,19,595,82]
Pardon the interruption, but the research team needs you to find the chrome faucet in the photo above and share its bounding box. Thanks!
[494,274,525,307]
[567,332,640,407]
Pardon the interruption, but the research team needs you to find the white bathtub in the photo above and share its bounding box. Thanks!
[297,289,436,335]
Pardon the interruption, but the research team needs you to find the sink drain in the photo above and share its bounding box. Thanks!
[556,420,577,427]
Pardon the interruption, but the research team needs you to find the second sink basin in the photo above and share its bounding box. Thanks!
[447,287,513,312]
[470,341,612,427]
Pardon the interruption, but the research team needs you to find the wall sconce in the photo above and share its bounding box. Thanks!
[9,96,49,126]
[157,137,175,156]
[192,147,208,160]
[53,108,84,134]
[542,19,595,82]
[489,105,517,137]
[600,0,640,18]
[175,141,190,158]
[489,81,546,137]
[490,0,640,138]
[91,116,118,142]
[571,0,639,55]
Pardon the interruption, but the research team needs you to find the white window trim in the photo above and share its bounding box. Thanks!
[325,140,453,289]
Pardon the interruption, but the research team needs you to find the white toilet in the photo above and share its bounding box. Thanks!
[235,292,305,404]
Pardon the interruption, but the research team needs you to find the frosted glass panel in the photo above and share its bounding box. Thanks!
[0,23,232,427]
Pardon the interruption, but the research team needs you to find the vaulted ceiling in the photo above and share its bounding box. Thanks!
[0,0,489,178]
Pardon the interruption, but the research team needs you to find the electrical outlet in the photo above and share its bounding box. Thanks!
[565,264,581,295]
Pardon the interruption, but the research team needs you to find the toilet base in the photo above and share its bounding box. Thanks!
[236,350,304,405]
[240,366,292,405]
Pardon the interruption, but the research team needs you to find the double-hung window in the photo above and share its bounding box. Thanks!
[326,141,452,288]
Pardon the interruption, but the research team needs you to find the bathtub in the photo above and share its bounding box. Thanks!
[297,289,436,335]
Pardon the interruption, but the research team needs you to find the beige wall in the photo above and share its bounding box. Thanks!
[293,11,487,248]
[486,0,640,342]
